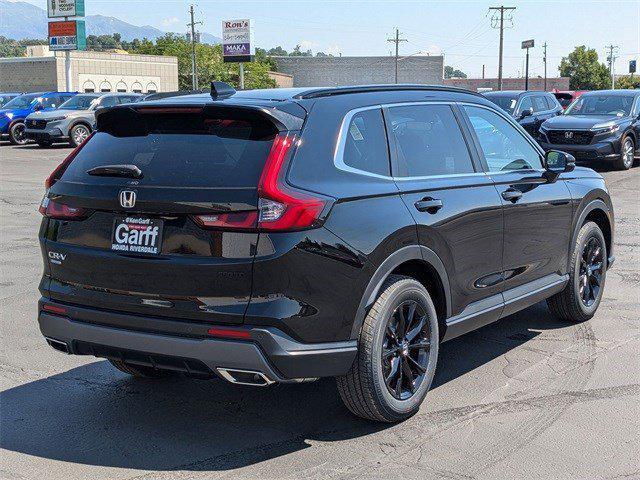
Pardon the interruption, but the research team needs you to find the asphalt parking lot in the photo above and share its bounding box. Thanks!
[0,142,638,480]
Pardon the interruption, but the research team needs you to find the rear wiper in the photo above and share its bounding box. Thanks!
[87,164,143,178]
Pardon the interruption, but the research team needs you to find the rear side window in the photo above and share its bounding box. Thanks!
[62,110,278,188]
[342,109,390,176]
[386,104,474,177]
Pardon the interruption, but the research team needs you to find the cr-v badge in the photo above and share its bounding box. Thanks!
[119,190,137,209]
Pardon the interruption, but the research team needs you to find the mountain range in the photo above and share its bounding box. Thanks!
[0,0,221,44]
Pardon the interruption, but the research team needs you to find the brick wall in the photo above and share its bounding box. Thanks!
[0,57,57,92]
[273,56,444,87]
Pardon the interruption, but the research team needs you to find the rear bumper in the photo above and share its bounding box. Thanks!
[37,299,357,382]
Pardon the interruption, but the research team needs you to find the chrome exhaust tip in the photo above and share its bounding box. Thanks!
[216,368,275,387]
[45,337,70,354]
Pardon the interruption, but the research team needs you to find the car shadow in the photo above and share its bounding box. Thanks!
[1,302,570,472]
[13,143,73,150]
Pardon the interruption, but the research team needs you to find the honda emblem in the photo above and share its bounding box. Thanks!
[564,131,574,140]
[119,190,137,209]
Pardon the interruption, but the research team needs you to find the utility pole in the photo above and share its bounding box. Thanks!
[187,5,202,90]
[606,44,619,89]
[387,28,407,84]
[489,6,516,91]
[543,42,548,91]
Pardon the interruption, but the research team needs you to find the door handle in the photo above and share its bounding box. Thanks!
[414,198,443,213]
[501,189,523,202]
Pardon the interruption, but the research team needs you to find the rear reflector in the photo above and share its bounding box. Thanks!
[39,199,88,220]
[45,131,94,189]
[206,327,252,339]
[42,304,68,315]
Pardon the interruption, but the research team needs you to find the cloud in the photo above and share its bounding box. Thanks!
[326,43,342,56]
[298,40,320,51]
[161,16,180,27]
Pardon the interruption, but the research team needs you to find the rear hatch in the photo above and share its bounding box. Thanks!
[40,103,295,324]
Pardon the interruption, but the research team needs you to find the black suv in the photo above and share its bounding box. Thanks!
[482,90,563,139]
[539,89,640,170]
[38,83,614,422]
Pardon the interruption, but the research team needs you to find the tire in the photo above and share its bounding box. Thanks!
[336,275,439,422]
[108,359,170,378]
[69,124,91,147]
[9,122,28,145]
[547,221,607,322]
[613,135,635,170]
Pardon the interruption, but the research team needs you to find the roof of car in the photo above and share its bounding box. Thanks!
[580,89,640,97]
[483,90,549,97]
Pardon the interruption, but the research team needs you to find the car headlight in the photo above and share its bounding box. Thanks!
[592,124,620,135]
[5,112,13,119]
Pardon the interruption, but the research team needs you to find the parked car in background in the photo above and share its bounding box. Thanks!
[25,92,142,147]
[0,92,76,145]
[0,93,22,108]
[553,90,587,111]
[37,83,614,422]
[482,90,563,139]
[141,90,203,101]
[539,89,640,170]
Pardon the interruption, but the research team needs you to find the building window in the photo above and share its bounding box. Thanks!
[83,80,96,93]
[131,82,143,93]
[116,81,127,93]
[100,81,112,93]
[146,82,158,94]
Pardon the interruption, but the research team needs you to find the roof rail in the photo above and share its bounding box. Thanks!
[293,84,484,100]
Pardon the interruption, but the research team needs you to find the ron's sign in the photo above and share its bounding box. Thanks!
[47,0,85,18]
[48,20,86,51]
[222,19,253,63]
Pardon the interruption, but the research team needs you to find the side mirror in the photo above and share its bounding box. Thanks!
[520,107,534,119]
[544,150,575,182]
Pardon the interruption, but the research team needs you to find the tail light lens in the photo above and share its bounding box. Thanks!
[44,131,94,189]
[39,198,87,220]
[194,132,330,232]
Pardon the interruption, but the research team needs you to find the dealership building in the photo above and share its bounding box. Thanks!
[0,46,178,94]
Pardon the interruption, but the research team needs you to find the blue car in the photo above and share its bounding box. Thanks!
[0,93,22,108]
[0,92,76,145]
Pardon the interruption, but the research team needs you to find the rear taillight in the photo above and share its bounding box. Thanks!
[39,198,87,220]
[256,133,327,231]
[194,132,329,232]
[44,131,94,189]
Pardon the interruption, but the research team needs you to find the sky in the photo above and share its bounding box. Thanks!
[17,0,640,79]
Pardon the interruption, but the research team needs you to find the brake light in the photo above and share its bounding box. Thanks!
[39,198,87,220]
[256,133,327,231]
[45,131,94,189]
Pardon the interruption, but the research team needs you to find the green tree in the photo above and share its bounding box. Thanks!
[559,46,611,90]
[0,36,47,57]
[615,75,640,89]
[444,65,467,79]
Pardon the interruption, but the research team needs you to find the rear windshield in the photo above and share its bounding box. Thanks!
[62,111,279,188]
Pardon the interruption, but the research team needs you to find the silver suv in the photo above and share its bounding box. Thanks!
[25,92,142,147]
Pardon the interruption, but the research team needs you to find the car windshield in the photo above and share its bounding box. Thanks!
[0,95,18,107]
[483,94,518,114]
[565,95,634,116]
[60,95,100,110]
[2,93,40,110]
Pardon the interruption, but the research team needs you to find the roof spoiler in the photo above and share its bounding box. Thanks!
[211,81,236,99]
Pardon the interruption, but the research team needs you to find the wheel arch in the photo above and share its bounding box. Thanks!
[572,199,613,267]
[350,245,451,341]
[68,120,93,136]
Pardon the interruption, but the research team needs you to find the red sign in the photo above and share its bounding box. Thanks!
[48,21,77,37]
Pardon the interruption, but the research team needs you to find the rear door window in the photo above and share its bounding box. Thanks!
[341,108,391,176]
[386,104,475,177]
[62,110,279,188]
[533,96,548,112]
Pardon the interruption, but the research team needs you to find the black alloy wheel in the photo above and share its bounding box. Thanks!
[382,300,431,400]
[579,236,604,308]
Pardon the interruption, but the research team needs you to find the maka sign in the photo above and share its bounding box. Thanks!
[222,19,253,63]
[47,0,85,18]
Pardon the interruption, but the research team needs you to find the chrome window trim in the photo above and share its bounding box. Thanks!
[333,100,491,181]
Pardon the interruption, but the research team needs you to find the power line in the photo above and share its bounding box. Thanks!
[387,28,408,84]
[489,5,516,90]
